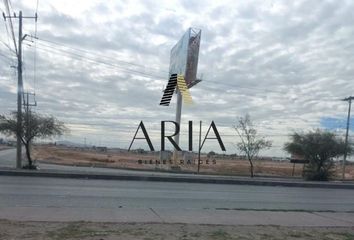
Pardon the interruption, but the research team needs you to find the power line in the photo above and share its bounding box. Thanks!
[198,80,343,102]
[7,0,13,11]
[2,0,17,54]
[34,42,166,80]
[34,38,289,94]
[0,39,16,55]
[34,37,330,98]
[30,37,350,103]
[33,42,346,105]
[1,5,13,54]
[0,56,11,66]
[36,37,167,75]
[37,37,340,99]
[0,50,14,62]
[204,78,286,94]
[17,35,348,109]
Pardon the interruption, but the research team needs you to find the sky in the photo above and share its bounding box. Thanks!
[0,0,354,157]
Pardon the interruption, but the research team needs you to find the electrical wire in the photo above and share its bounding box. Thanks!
[34,42,166,80]
[33,0,39,94]
[2,0,17,55]
[1,6,14,55]
[0,50,14,62]
[33,40,346,105]
[36,37,167,75]
[0,39,16,55]
[33,38,349,103]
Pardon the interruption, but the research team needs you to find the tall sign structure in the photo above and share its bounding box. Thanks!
[160,28,202,165]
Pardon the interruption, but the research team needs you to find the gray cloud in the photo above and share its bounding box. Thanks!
[1,0,354,156]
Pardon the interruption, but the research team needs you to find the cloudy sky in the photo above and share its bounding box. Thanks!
[1,0,354,157]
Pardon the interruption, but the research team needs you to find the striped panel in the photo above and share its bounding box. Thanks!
[177,75,193,105]
[160,74,177,106]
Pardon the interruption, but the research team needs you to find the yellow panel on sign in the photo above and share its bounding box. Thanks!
[177,75,192,105]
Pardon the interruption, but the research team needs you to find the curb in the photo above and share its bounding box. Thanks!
[1,169,354,189]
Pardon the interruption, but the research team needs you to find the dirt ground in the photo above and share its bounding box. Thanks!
[0,145,11,151]
[0,220,353,240]
[32,145,354,180]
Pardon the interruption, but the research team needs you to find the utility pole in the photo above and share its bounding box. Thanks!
[23,92,37,128]
[342,96,353,180]
[3,11,37,168]
[16,11,23,169]
[23,92,36,162]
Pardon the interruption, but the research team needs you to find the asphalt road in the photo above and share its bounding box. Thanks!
[1,175,354,226]
[1,149,354,225]
[1,175,354,211]
[1,148,354,212]
[0,148,16,168]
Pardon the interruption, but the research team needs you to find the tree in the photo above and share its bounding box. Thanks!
[0,111,67,169]
[284,130,350,181]
[234,114,272,177]
[207,151,216,158]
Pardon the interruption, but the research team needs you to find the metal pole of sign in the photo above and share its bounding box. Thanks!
[197,121,202,174]
[173,90,182,167]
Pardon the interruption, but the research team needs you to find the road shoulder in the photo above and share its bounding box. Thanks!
[1,219,354,240]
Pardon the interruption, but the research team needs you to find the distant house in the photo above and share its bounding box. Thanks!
[289,153,309,176]
[290,154,308,162]
[92,146,107,152]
